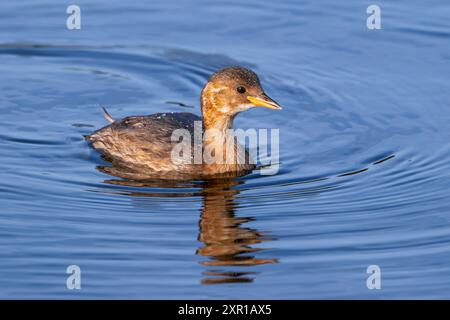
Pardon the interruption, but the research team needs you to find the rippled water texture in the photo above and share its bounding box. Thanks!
[1,0,450,298]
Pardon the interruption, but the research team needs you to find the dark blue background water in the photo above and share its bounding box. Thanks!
[1,0,450,298]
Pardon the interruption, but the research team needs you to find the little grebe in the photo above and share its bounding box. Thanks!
[86,66,282,179]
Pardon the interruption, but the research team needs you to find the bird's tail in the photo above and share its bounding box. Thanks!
[101,106,115,123]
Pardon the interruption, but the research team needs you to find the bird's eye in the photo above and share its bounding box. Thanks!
[236,86,246,94]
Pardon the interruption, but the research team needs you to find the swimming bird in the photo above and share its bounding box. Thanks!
[86,66,282,179]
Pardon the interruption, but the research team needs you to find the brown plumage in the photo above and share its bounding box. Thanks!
[86,66,282,180]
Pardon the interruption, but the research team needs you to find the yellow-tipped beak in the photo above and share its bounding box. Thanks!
[247,95,283,110]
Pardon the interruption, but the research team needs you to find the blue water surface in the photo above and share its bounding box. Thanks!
[0,0,450,299]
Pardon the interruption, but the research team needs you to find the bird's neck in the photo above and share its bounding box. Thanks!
[203,113,235,133]
[202,111,235,151]
[201,95,235,133]
[200,99,253,173]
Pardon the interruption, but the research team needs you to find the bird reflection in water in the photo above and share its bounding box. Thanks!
[196,178,277,284]
[97,165,278,284]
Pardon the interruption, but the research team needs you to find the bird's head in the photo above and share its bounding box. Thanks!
[201,66,282,130]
